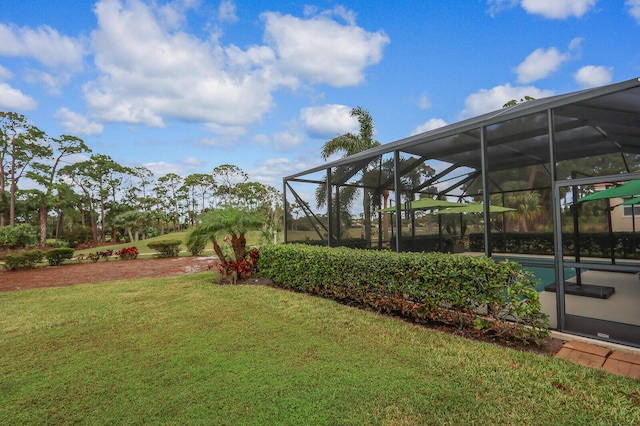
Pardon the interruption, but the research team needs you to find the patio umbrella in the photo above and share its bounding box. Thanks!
[435,204,515,214]
[577,179,640,203]
[374,198,462,213]
[575,180,640,265]
[435,204,514,249]
[436,204,515,246]
[410,198,463,210]
[374,198,466,251]
[621,197,640,205]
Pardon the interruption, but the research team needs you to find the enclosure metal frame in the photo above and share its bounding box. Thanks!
[283,78,640,347]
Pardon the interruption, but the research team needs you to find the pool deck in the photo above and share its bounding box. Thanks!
[539,269,640,328]
[488,253,640,378]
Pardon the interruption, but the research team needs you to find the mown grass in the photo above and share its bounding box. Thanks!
[0,273,638,425]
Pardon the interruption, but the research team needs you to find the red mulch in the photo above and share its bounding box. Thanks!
[0,256,218,292]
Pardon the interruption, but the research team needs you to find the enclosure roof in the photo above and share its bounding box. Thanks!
[286,78,640,180]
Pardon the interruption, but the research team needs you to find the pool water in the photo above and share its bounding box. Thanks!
[493,256,577,292]
[524,265,577,292]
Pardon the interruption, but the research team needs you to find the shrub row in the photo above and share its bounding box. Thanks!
[469,231,640,258]
[390,235,454,253]
[147,240,182,257]
[287,238,370,249]
[259,244,549,344]
[2,248,77,270]
[2,250,45,270]
[44,248,75,266]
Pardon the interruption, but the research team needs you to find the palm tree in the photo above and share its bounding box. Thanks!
[187,207,264,265]
[317,107,380,244]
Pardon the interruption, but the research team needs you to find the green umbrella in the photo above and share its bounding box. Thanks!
[621,197,640,205]
[578,179,640,203]
[436,204,515,214]
[574,180,640,266]
[410,198,463,210]
[374,198,462,213]
[374,206,400,213]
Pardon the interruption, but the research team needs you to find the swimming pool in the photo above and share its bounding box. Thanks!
[493,256,577,292]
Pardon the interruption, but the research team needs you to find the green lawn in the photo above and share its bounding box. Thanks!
[0,272,638,425]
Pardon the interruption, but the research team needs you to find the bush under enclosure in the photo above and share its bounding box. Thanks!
[259,244,549,344]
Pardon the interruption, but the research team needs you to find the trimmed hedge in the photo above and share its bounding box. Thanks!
[44,248,75,266]
[259,244,549,344]
[469,231,640,258]
[287,238,369,249]
[2,249,44,270]
[390,235,454,253]
[147,240,182,257]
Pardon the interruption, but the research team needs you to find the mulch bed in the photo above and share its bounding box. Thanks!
[0,256,218,292]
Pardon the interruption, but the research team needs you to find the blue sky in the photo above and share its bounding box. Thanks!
[1,0,639,188]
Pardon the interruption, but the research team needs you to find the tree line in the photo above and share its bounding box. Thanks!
[0,111,282,249]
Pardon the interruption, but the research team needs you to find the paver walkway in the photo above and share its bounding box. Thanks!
[556,341,640,379]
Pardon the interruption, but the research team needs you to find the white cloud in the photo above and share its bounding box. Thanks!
[273,129,305,151]
[86,0,276,129]
[568,37,584,51]
[460,84,555,118]
[182,156,202,170]
[253,133,270,146]
[85,0,386,143]
[0,23,85,71]
[300,104,358,138]
[0,65,13,80]
[411,118,447,136]
[323,6,358,25]
[417,93,432,110]
[198,137,234,148]
[627,0,640,24]
[249,157,317,186]
[0,22,85,91]
[0,82,37,110]
[515,47,570,83]
[487,0,518,17]
[573,65,613,88]
[183,156,202,167]
[521,0,597,19]
[488,0,597,19]
[54,107,104,136]
[55,153,91,170]
[219,0,238,23]
[203,122,248,138]
[157,0,201,30]
[142,161,183,176]
[262,10,389,87]
[22,69,71,94]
